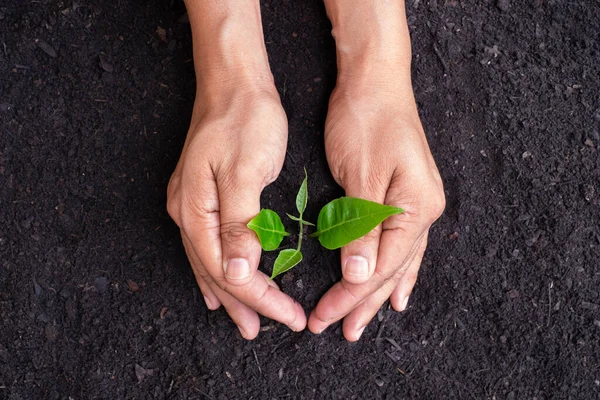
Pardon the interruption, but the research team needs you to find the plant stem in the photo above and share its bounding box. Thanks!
[296,216,304,252]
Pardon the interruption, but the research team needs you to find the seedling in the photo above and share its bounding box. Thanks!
[247,169,404,279]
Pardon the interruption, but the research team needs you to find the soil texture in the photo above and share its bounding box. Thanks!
[1,1,599,399]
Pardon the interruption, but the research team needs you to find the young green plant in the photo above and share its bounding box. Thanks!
[247,169,404,280]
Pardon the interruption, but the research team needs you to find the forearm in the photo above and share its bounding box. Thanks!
[184,0,275,103]
[323,0,412,86]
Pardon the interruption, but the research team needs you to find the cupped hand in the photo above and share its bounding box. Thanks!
[308,77,446,341]
[167,87,307,339]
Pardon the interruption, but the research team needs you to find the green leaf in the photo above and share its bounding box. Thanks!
[295,168,308,215]
[312,197,404,250]
[247,209,289,251]
[271,249,303,279]
[286,213,315,226]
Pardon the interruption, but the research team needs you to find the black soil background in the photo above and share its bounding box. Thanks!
[1,1,599,399]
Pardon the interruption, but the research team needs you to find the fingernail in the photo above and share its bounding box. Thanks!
[400,296,410,311]
[237,326,248,339]
[357,326,366,339]
[344,256,369,279]
[203,295,212,309]
[224,258,250,280]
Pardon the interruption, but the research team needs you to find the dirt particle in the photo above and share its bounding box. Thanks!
[45,324,60,342]
[496,0,510,11]
[507,289,520,299]
[94,277,108,293]
[156,26,167,42]
[581,301,599,311]
[35,39,57,58]
[583,184,595,202]
[127,279,140,292]
[99,57,113,73]
[21,217,33,229]
[566,278,573,290]
[65,300,77,320]
[135,364,155,383]
[32,278,42,296]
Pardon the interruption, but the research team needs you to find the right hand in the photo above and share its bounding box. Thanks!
[167,87,307,339]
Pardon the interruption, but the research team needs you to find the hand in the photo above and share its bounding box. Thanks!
[167,87,307,339]
[308,75,445,341]
[168,0,306,340]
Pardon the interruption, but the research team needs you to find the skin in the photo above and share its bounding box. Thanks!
[167,0,445,341]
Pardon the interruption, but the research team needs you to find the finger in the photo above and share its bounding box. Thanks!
[342,269,404,342]
[207,281,262,339]
[198,277,221,310]
[184,170,306,332]
[340,174,390,284]
[217,168,264,286]
[308,227,425,334]
[342,234,427,341]
[181,232,220,310]
[182,232,260,339]
[390,233,428,311]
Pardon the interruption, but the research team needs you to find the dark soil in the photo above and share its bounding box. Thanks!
[1,1,599,399]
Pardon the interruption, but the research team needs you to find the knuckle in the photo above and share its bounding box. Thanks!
[427,191,446,222]
[219,160,267,192]
[166,198,180,224]
[230,161,256,182]
[221,222,254,245]
[417,187,445,226]
[166,176,181,223]
[251,284,270,304]
[373,268,394,286]
[339,163,391,199]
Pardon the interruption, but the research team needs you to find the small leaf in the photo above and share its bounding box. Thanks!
[286,213,315,226]
[313,197,404,250]
[247,209,289,251]
[271,249,303,279]
[296,168,308,215]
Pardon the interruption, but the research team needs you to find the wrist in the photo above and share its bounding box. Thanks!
[324,0,412,85]
[185,0,276,105]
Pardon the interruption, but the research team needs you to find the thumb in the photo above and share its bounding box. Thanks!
[339,174,390,284]
[218,171,265,286]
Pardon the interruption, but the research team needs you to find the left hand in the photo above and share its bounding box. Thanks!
[308,75,446,341]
